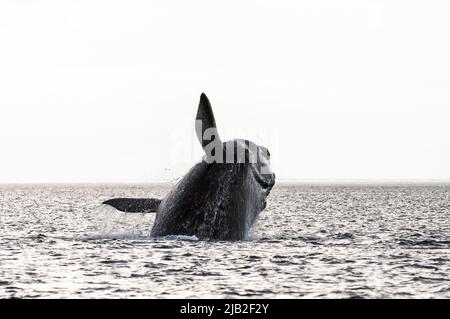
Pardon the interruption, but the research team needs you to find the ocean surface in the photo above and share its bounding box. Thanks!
[1,183,449,298]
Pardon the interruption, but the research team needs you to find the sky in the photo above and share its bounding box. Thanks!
[0,0,449,182]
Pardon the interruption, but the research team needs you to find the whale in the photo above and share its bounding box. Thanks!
[102,93,275,240]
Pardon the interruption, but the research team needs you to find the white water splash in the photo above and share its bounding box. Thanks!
[87,204,154,239]
[87,205,200,241]
[156,235,200,241]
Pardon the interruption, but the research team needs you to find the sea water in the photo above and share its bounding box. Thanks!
[0,183,449,298]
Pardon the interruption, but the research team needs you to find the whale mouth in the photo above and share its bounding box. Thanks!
[252,167,275,192]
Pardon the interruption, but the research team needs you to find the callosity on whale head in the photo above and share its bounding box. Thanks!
[150,93,275,240]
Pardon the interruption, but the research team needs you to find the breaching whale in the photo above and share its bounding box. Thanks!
[102,93,275,240]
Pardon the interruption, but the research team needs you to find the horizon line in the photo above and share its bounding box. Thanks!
[0,178,449,185]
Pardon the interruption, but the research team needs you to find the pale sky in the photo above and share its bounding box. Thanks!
[0,0,449,182]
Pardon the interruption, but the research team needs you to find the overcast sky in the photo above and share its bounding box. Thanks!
[0,0,449,182]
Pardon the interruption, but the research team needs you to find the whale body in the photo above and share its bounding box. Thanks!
[103,93,275,240]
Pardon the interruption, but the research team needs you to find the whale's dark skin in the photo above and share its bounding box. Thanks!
[102,93,275,240]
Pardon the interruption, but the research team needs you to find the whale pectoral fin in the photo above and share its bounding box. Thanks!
[102,198,161,213]
[195,93,222,149]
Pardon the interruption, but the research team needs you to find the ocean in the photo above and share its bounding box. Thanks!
[1,183,449,298]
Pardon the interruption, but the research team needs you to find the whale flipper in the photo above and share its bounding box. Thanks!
[195,93,222,149]
[102,198,161,213]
